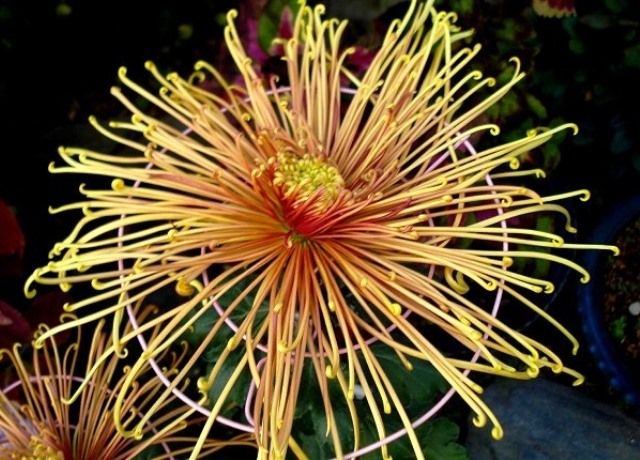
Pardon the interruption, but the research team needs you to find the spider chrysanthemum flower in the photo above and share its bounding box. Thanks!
[27,0,616,458]
[0,307,252,460]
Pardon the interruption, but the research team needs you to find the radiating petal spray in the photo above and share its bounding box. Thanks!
[0,306,253,459]
[26,1,617,458]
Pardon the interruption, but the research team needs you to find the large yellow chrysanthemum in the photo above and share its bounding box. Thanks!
[26,1,616,458]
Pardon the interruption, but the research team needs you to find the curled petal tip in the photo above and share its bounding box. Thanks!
[133,427,144,441]
[111,178,125,191]
[24,287,37,299]
[325,364,336,379]
[485,280,497,292]
[567,123,579,135]
[491,425,504,440]
[526,365,540,378]
[196,376,209,390]
[472,414,487,428]
[551,364,563,374]
[469,70,482,81]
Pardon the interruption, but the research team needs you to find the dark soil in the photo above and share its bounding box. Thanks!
[603,216,640,374]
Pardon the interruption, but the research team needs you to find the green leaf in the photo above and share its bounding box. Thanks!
[421,418,469,460]
[294,363,356,456]
[258,0,300,52]
[525,94,548,120]
[180,272,269,416]
[493,92,520,121]
[604,0,626,13]
[360,418,468,460]
[294,344,455,458]
[536,217,554,277]
[372,344,448,411]
[177,23,194,40]
[182,308,219,350]
[610,316,627,340]
[568,37,585,55]
[535,215,554,234]
[580,15,614,30]
[495,19,519,42]
[206,349,252,412]
[131,445,164,460]
[450,0,474,14]
[624,44,640,69]
[0,5,12,20]
[541,141,561,171]
[56,2,72,17]
[182,272,269,351]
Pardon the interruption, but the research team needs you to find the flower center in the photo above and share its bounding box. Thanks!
[272,152,344,210]
[10,436,65,460]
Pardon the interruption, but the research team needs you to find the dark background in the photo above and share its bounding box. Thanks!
[0,0,237,272]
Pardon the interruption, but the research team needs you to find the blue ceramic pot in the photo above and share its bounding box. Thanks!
[578,195,640,406]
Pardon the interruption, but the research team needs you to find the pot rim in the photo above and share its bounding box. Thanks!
[578,194,640,406]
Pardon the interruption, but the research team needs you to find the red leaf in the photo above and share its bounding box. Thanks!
[26,291,71,329]
[347,47,376,74]
[0,200,25,257]
[0,299,33,348]
[277,6,294,40]
[0,200,25,277]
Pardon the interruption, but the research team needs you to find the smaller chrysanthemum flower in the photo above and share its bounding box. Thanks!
[0,306,253,460]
